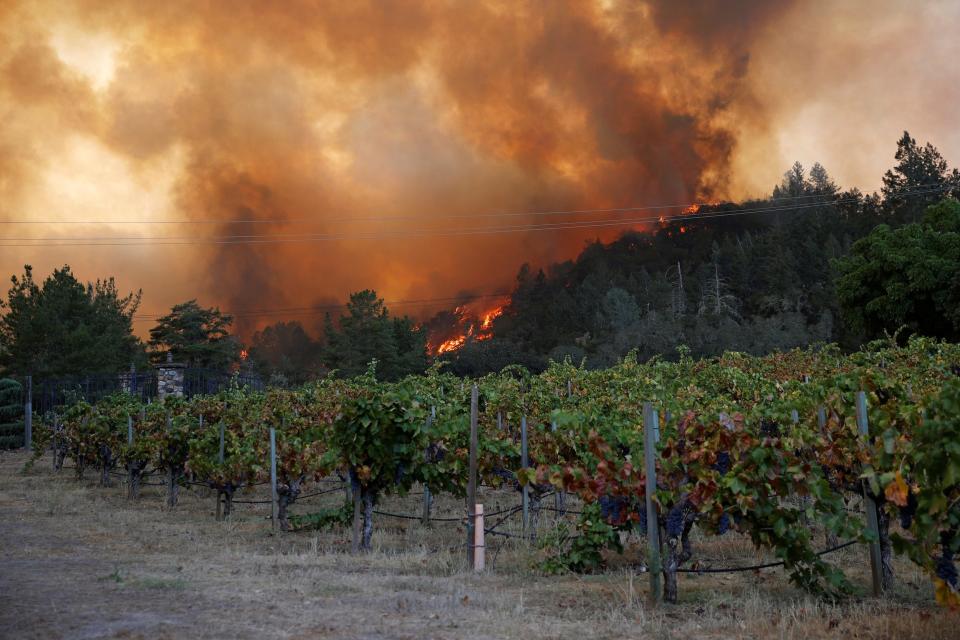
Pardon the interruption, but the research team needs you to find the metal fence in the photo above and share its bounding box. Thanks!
[26,368,263,416]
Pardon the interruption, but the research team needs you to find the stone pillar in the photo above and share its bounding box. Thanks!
[118,363,137,395]
[155,352,186,400]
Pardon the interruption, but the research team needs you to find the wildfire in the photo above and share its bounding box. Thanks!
[683,203,701,215]
[480,306,503,333]
[239,349,249,360]
[437,335,468,354]
[430,303,505,355]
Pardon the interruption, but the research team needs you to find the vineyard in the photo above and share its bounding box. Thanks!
[20,336,960,611]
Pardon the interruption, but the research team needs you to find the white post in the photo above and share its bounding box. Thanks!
[473,504,485,572]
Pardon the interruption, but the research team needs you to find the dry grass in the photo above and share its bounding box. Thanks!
[0,449,955,639]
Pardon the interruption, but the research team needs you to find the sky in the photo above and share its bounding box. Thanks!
[1,0,958,338]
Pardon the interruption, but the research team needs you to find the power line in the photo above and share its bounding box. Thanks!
[0,184,950,247]
[0,188,889,226]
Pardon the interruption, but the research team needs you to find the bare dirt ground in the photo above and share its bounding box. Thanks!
[0,449,956,640]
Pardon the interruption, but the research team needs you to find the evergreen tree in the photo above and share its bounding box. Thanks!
[0,265,144,377]
[248,321,322,387]
[882,131,959,223]
[322,290,427,381]
[148,300,238,370]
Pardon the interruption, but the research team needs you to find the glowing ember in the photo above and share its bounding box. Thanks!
[239,349,249,360]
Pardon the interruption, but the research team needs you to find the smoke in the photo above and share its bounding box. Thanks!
[0,0,957,338]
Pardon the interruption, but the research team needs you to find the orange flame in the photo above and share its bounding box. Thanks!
[437,336,467,354]
[430,303,505,355]
[239,349,249,360]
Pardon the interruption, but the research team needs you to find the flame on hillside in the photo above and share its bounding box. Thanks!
[427,302,505,355]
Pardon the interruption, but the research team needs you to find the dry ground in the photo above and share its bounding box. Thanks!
[0,449,956,640]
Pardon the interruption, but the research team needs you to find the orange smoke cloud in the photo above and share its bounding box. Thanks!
[0,1,957,339]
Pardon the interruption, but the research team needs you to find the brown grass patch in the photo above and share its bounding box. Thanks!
[0,449,955,639]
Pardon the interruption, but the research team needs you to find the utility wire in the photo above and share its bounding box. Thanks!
[0,184,950,248]
[0,187,904,226]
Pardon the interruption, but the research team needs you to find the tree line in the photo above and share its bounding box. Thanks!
[447,131,960,374]
[1,131,958,382]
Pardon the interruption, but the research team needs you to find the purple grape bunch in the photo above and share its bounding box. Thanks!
[599,494,628,523]
[936,544,958,587]
[711,451,731,475]
[666,503,686,538]
[717,512,730,535]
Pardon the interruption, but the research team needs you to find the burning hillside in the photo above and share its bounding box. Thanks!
[425,301,506,356]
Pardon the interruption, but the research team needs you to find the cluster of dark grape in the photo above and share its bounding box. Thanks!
[760,419,780,438]
[666,502,687,538]
[491,466,520,490]
[599,495,629,524]
[936,544,958,587]
[717,512,730,535]
[425,441,446,463]
[635,503,648,532]
[899,492,918,529]
[712,451,731,475]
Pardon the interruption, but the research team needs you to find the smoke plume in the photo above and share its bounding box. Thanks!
[0,0,957,337]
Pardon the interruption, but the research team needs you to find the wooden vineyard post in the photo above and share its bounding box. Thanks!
[790,409,799,425]
[521,415,529,537]
[126,414,134,495]
[818,405,839,547]
[473,504,485,572]
[552,419,564,516]
[856,391,884,596]
[24,375,32,451]
[270,427,278,532]
[423,407,434,526]
[215,419,226,520]
[643,402,662,604]
[165,412,178,508]
[467,385,479,568]
[351,477,362,554]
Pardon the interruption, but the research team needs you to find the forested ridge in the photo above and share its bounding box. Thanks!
[445,132,960,375]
